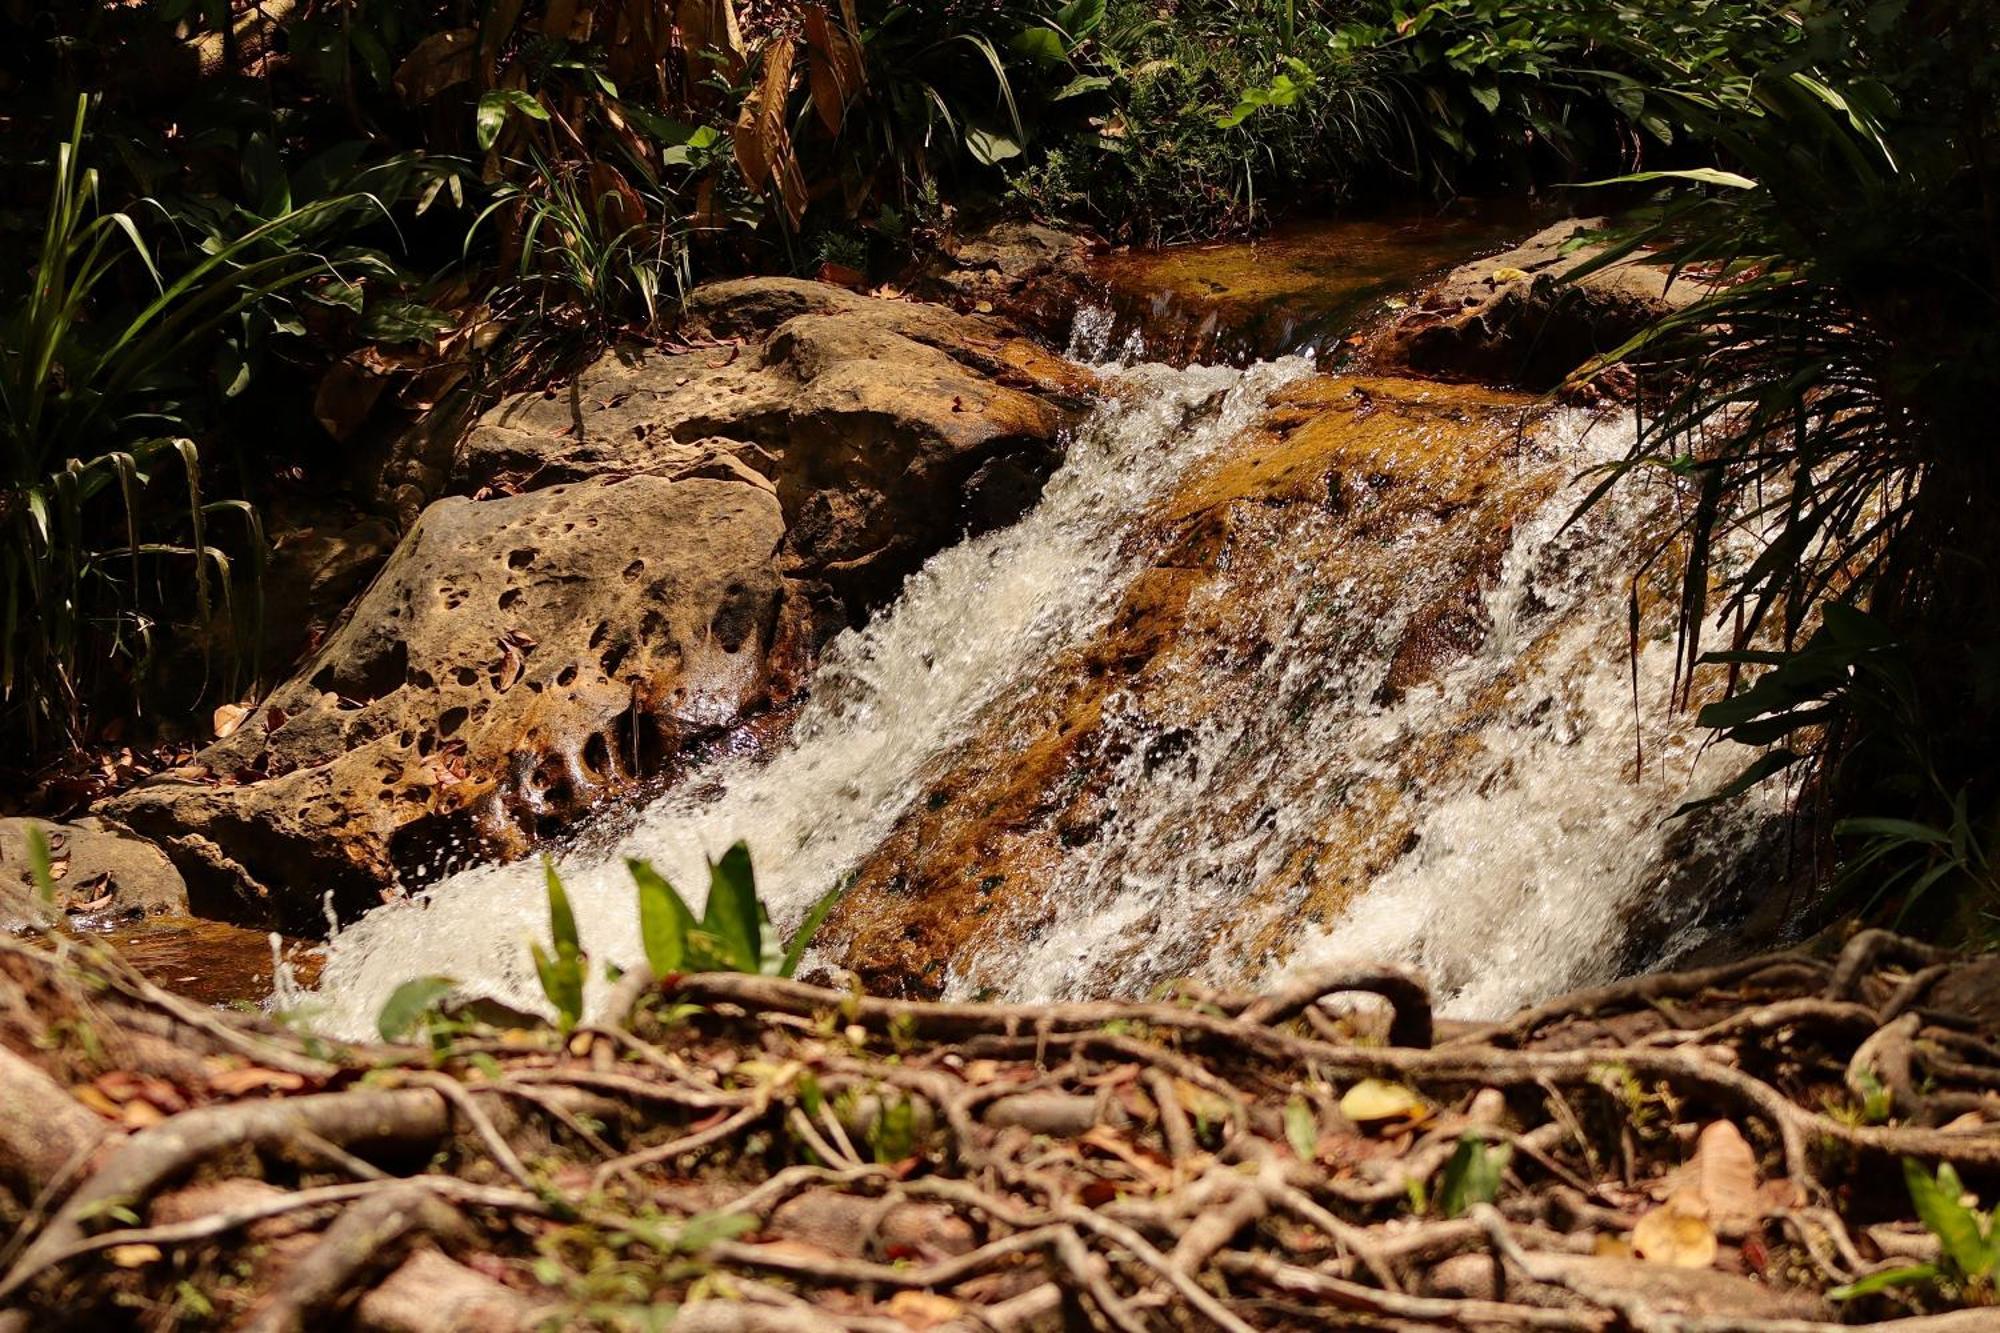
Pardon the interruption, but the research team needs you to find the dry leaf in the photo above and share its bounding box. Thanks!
[735,40,797,193]
[72,1084,124,1119]
[1682,1120,1762,1236]
[1339,1078,1428,1125]
[213,702,251,739]
[392,28,477,105]
[1632,1199,1719,1268]
[208,1067,307,1097]
[107,1245,163,1269]
[886,1291,960,1328]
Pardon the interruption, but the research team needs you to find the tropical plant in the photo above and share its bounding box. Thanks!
[1561,5,2000,926]
[1832,1158,1999,1303]
[628,842,842,980]
[1,97,392,751]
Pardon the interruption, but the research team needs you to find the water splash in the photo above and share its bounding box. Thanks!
[302,356,1314,1038]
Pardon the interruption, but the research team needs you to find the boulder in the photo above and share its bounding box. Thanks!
[0,816,188,922]
[1372,217,1702,389]
[909,220,1102,339]
[103,281,1092,928]
[106,474,800,929]
[460,278,1095,613]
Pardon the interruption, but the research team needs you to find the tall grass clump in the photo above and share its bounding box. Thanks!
[1,98,381,752]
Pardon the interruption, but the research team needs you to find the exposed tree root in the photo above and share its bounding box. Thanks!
[0,931,1997,1330]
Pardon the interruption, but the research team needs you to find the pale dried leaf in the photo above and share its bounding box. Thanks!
[213,702,251,739]
[886,1291,960,1328]
[734,39,797,193]
[1684,1120,1762,1235]
[1632,1202,1719,1268]
[1339,1078,1428,1125]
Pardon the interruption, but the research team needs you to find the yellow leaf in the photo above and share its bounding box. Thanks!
[1490,266,1533,283]
[1339,1078,1428,1124]
[108,1245,163,1269]
[1632,1202,1718,1268]
[886,1291,960,1328]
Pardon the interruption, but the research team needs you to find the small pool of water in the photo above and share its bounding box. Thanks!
[95,916,320,1008]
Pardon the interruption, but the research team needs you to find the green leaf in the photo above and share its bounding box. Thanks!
[1057,0,1106,38]
[1009,27,1066,66]
[376,975,458,1042]
[544,856,581,958]
[1578,167,1760,191]
[1052,74,1113,101]
[1830,1263,1938,1300]
[23,826,56,904]
[1905,1158,1990,1278]
[702,843,763,973]
[1283,1097,1319,1161]
[965,122,1023,166]
[630,856,696,978]
[779,881,846,978]
[672,1211,758,1254]
[476,89,549,151]
[1469,84,1502,115]
[1438,1134,1512,1217]
[360,299,456,346]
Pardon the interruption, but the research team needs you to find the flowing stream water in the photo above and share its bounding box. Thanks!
[297,304,1786,1038]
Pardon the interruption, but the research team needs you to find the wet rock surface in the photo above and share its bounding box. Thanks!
[102,280,1090,930]
[822,377,1571,996]
[1370,216,1701,389]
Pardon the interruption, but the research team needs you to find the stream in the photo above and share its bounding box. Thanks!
[100,215,1792,1035]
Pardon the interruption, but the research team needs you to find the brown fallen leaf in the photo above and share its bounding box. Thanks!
[207,1066,307,1097]
[1679,1120,1763,1236]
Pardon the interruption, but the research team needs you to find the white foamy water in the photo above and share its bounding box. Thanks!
[939,405,1782,1015]
[300,345,1783,1037]
[302,356,1314,1037]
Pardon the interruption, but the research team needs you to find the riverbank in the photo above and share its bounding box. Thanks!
[1,928,1995,1330]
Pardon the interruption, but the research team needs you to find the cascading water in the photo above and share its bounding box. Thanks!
[299,329,1783,1039]
[301,355,1315,1037]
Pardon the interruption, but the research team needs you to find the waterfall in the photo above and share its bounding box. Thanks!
[298,348,1782,1039]
[300,355,1315,1037]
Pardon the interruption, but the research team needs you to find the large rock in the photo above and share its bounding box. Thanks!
[107,474,799,929]
[1371,217,1701,389]
[0,816,188,922]
[103,281,1092,928]
[458,278,1095,614]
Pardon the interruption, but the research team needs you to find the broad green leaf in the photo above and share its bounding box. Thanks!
[1057,0,1106,38]
[1904,1158,1990,1278]
[476,89,549,151]
[1008,27,1066,66]
[702,842,763,972]
[1283,1097,1320,1161]
[631,856,696,978]
[376,975,458,1042]
[965,122,1023,165]
[1438,1134,1512,1217]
